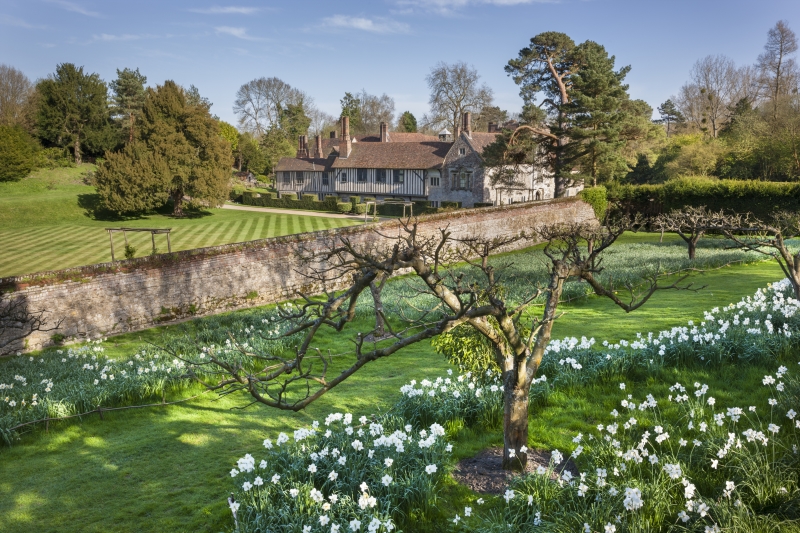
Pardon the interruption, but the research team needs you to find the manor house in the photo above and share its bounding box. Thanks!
[275,113,579,207]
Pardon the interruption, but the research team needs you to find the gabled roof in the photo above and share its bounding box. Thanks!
[465,132,501,155]
[330,142,452,169]
[274,157,332,172]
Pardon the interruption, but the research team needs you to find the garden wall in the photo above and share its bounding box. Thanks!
[0,198,595,352]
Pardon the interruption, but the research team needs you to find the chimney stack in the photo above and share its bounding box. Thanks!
[315,135,323,157]
[339,116,352,158]
[463,112,472,138]
[380,122,389,142]
[297,135,309,158]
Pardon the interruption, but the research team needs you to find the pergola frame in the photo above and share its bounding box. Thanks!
[381,199,414,218]
[106,228,172,262]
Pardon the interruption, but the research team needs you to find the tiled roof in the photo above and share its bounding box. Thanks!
[274,157,332,172]
[330,142,452,169]
[466,132,501,154]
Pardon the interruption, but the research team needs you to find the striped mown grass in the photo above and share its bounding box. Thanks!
[0,166,360,278]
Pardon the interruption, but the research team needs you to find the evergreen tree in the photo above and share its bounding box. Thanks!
[398,111,417,132]
[260,126,295,175]
[94,142,171,213]
[0,125,38,181]
[219,121,241,170]
[340,92,362,133]
[109,68,147,144]
[279,100,311,140]
[36,63,111,164]
[656,99,685,137]
[95,81,232,216]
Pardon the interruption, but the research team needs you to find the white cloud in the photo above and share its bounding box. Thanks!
[45,0,101,17]
[322,15,410,34]
[189,6,260,14]
[397,0,555,15]
[91,33,154,42]
[0,14,46,29]
[214,26,262,41]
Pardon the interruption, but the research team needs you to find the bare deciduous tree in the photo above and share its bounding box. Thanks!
[677,55,746,138]
[0,296,63,356]
[357,91,395,135]
[233,77,311,136]
[179,219,693,471]
[0,64,34,127]
[757,20,799,120]
[423,61,494,134]
[655,206,724,260]
[718,211,800,299]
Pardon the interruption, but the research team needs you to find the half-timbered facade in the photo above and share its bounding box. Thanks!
[275,114,579,207]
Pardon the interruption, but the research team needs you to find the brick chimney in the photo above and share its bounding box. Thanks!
[315,135,323,157]
[463,112,472,138]
[339,116,352,158]
[297,135,309,158]
[380,122,389,142]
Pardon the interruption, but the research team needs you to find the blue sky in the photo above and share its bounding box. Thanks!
[1,0,797,126]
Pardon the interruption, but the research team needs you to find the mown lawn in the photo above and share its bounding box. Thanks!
[0,257,785,533]
[0,166,359,278]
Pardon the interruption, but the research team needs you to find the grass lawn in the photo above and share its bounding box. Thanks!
[0,166,360,278]
[0,256,786,533]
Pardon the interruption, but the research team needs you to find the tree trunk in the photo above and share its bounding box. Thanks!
[171,189,184,217]
[502,383,530,471]
[73,137,82,165]
[369,272,387,337]
[688,239,697,260]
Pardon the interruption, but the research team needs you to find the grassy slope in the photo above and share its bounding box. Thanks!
[0,166,359,277]
[0,258,785,533]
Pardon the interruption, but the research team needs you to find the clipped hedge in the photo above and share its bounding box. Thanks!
[353,203,369,215]
[336,201,352,213]
[241,191,339,212]
[474,202,494,208]
[608,177,800,220]
[579,186,608,220]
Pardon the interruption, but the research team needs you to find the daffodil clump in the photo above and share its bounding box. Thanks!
[463,366,800,533]
[227,413,451,532]
[0,342,188,444]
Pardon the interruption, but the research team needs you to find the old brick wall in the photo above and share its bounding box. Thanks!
[1,198,595,352]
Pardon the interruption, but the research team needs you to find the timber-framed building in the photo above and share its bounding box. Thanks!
[274,113,580,207]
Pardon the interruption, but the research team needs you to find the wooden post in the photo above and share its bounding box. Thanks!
[108,230,115,262]
[151,232,156,255]
[122,230,128,246]
[167,231,172,253]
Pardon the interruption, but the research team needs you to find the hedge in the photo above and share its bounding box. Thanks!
[242,191,340,212]
[579,186,608,220]
[336,202,352,213]
[607,178,800,220]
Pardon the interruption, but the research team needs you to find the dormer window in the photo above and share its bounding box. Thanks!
[459,148,466,156]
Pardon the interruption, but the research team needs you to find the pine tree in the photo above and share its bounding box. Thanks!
[657,99,685,137]
[110,68,147,144]
[94,142,171,213]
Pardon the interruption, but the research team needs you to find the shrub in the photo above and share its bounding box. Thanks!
[336,202,352,214]
[474,202,494,208]
[579,185,608,220]
[124,244,136,260]
[353,204,369,215]
[0,125,38,181]
[229,184,246,202]
[302,194,318,202]
[37,147,73,169]
[608,178,800,221]
[440,201,461,209]
[281,192,298,200]
[362,197,376,203]
[350,195,361,207]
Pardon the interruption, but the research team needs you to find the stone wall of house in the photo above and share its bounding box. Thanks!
[0,198,596,352]
[433,133,487,207]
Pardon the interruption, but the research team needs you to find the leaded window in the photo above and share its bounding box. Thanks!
[376,169,387,183]
[393,169,404,184]
[357,169,367,182]
[282,171,291,184]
